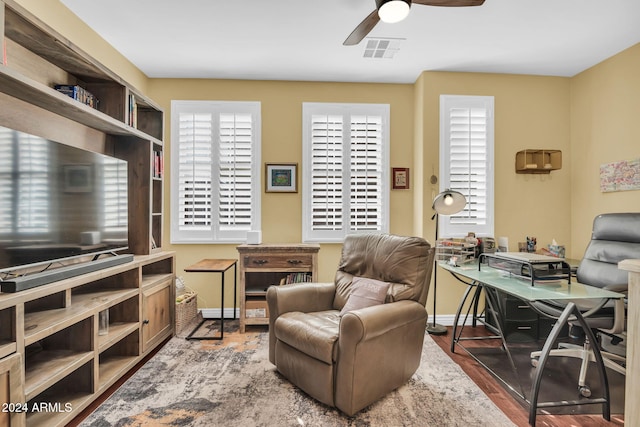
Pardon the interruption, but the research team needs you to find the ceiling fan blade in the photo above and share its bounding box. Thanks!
[343,10,380,46]
[413,0,485,6]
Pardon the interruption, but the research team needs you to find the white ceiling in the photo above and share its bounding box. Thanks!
[60,0,640,84]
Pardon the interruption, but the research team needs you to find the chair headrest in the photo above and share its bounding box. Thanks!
[592,213,640,243]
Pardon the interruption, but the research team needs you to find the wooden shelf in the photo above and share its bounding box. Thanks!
[24,350,94,400]
[515,149,562,174]
[24,289,138,346]
[98,322,140,352]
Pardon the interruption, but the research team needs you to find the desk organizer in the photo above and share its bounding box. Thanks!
[479,253,571,285]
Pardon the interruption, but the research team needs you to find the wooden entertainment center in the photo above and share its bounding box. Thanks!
[0,1,174,426]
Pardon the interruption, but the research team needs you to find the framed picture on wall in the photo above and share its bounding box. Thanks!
[392,167,410,190]
[265,163,297,193]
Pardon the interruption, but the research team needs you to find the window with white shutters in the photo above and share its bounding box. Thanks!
[171,101,261,243]
[439,95,494,238]
[302,103,389,243]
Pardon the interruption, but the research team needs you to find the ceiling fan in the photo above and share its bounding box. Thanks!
[343,0,486,46]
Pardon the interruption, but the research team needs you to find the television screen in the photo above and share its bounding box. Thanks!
[0,125,128,273]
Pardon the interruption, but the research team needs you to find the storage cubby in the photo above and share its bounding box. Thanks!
[26,361,93,427]
[515,149,562,174]
[98,330,140,388]
[24,318,93,400]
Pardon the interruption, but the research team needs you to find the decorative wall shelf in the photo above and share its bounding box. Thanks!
[515,149,562,174]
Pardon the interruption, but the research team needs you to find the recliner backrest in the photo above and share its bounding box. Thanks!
[577,213,640,289]
[333,233,434,309]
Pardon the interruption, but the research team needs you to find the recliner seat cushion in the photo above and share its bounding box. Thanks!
[274,310,340,363]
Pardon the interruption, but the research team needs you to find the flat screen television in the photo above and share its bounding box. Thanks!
[0,124,129,276]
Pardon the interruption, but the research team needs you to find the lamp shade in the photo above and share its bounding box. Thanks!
[376,0,411,23]
[432,189,466,216]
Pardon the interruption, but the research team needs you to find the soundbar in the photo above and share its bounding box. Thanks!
[0,254,134,293]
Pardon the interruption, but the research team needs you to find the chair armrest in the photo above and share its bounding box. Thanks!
[335,300,428,415]
[266,282,335,364]
[603,283,627,294]
[339,300,427,343]
[266,282,336,317]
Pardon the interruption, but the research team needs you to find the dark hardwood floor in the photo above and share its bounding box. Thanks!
[430,327,625,427]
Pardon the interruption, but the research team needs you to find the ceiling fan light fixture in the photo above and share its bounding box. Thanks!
[376,0,411,24]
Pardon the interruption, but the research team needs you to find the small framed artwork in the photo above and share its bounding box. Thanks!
[392,167,410,190]
[64,164,93,193]
[266,163,298,193]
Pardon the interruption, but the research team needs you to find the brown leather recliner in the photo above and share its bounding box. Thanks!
[266,233,435,416]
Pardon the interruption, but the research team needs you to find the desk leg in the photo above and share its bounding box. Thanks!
[451,283,479,353]
[529,302,611,426]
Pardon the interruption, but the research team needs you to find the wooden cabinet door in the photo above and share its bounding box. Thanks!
[141,278,173,353]
[0,353,25,427]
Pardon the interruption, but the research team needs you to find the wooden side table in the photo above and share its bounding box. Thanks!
[236,244,320,333]
[184,258,237,340]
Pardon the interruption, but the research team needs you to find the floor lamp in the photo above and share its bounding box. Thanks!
[427,189,467,335]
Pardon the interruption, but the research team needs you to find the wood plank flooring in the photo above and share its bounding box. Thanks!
[430,327,625,427]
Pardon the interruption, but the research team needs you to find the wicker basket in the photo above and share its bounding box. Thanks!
[175,291,198,334]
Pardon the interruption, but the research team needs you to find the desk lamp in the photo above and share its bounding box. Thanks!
[427,189,467,335]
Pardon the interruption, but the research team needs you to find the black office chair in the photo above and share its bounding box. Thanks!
[531,212,640,397]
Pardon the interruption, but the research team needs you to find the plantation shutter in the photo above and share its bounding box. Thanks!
[17,134,49,234]
[218,113,253,233]
[177,112,213,230]
[439,95,494,238]
[309,114,344,240]
[171,101,261,243]
[303,103,389,242]
[350,115,383,231]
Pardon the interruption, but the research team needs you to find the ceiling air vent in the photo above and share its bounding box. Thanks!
[363,38,404,59]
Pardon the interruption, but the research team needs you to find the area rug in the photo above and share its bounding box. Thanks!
[80,319,515,427]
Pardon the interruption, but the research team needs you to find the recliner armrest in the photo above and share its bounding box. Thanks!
[266,282,336,364]
[266,282,336,317]
[339,300,427,342]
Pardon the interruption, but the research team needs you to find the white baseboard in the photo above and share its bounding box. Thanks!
[200,310,473,327]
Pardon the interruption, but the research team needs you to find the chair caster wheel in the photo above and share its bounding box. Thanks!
[579,385,591,397]
[531,358,538,368]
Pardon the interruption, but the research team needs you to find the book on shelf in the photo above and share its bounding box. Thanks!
[279,272,312,285]
[153,150,163,179]
[128,93,138,128]
[54,84,99,109]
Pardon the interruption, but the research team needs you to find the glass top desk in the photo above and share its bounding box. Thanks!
[439,259,624,426]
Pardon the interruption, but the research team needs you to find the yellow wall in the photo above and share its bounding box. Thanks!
[11,1,640,316]
[569,43,640,255]
[416,71,572,315]
[148,79,415,306]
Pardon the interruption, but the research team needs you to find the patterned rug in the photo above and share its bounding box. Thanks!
[80,318,515,427]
